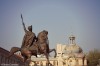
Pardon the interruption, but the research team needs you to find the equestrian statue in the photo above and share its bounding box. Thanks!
[8,14,57,65]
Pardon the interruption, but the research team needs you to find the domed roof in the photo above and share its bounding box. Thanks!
[63,35,82,54]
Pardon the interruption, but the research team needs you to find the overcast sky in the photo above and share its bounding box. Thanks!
[0,0,100,52]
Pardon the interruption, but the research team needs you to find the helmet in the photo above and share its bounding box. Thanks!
[28,25,32,31]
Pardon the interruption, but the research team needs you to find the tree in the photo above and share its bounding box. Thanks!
[86,49,100,66]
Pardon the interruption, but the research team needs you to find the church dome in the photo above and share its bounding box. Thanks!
[63,35,82,54]
[65,44,82,54]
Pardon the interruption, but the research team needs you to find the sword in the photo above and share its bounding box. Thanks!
[21,14,24,24]
[21,14,26,31]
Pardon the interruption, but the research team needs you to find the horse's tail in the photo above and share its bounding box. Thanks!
[7,47,21,58]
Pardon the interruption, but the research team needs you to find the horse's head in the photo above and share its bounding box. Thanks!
[43,30,48,35]
[37,30,48,43]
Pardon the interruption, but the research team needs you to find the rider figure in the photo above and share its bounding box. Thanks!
[21,22,37,49]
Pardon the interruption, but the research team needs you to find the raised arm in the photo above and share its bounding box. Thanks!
[21,14,27,32]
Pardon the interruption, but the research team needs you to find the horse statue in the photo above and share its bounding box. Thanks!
[8,30,57,65]
[33,30,57,64]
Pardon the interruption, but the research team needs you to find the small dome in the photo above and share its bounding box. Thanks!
[62,35,83,56]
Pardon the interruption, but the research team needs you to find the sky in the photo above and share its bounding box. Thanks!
[0,0,100,53]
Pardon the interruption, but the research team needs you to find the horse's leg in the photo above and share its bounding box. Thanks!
[32,50,38,57]
[22,54,28,62]
[8,47,20,58]
[21,51,32,63]
[21,48,32,60]
[27,53,31,60]
[49,49,57,57]
[44,50,50,66]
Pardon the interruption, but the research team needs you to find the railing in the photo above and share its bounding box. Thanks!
[30,56,86,66]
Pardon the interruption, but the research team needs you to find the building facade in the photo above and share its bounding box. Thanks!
[0,47,29,66]
[56,35,87,66]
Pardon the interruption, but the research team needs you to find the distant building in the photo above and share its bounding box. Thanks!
[0,47,29,66]
[56,35,87,66]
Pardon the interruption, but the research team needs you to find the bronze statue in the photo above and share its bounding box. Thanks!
[8,15,57,65]
[8,30,57,64]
